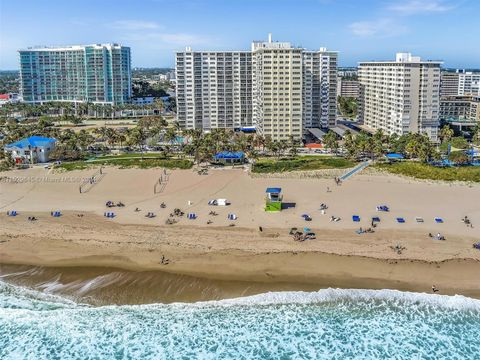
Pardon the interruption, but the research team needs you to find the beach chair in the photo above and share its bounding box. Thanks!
[187,213,197,220]
[396,217,405,223]
[104,212,115,218]
[372,217,381,223]
[51,211,62,217]
[434,217,444,223]
[376,205,389,212]
[227,214,237,220]
[7,210,17,217]
[415,217,424,223]
[352,215,360,222]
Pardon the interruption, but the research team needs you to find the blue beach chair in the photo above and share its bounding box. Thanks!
[372,217,380,223]
[188,213,197,220]
[352,215,360,222]
[396,217,405,223]
[434,217,444,223]
[7,210,18,217]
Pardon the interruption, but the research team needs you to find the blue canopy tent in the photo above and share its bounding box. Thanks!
[385,153,404,160]
[213,151,245,164]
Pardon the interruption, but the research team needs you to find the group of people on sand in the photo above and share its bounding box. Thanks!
[462,216,473,228]
[428,233,445,241]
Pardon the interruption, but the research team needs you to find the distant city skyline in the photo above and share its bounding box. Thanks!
[1,0,479,70]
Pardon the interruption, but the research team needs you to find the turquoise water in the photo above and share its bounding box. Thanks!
[1,281,480,359]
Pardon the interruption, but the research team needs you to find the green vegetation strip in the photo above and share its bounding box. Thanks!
[57,158,193,171]
[252,156,356,173]
[375,162,480,182]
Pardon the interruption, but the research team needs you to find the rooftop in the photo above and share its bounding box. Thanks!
[19,44,127,52]
[5,136,56,149]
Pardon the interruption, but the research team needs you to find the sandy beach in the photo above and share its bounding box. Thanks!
[1,166,480,301]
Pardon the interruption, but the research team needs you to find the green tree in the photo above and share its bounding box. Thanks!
[323,131,339,154]
[439,124,454,143]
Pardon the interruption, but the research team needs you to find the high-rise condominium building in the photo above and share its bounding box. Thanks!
[175,49,252,130]
[175,34,337,141]
[458,71,480,96]
[440,72,460,96]
[19,44,131,105]
[440,71,480,97]
[251,36,303,140]
[358,52,442,140]
[301,49,338,131]
[337,77,360,98]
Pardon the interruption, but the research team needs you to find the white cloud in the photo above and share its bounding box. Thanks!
[349,18,407,37]
[388,0,453,15]
[109,20,161,31]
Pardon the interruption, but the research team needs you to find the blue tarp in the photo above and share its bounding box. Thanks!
[385,153,404,159]
[266,187,282,194]
[6,136,56,149]
[214,151,245,159]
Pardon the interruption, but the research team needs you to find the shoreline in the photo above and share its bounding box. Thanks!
[1,212,480,302]
[1,167,479,303]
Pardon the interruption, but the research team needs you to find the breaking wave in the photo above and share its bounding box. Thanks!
[1,281,479,359]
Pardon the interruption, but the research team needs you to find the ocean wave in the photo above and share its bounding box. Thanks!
[1,279,480,312]
[1,281,479,359]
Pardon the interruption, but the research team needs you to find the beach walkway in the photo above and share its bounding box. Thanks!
[339,161,370,181]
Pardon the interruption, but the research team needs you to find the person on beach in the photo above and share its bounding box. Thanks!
[432,285,439,293]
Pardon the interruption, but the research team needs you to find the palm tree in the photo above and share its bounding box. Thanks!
[343,130,357,159]
[323,130,339,155]
[472,125,480,146]
[439,124,454,144]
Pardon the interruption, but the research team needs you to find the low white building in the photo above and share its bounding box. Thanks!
[5,136,57,164]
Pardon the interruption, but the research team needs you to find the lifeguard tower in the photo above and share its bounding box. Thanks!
[265,187,282,212]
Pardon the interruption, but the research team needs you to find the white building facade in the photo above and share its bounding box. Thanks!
[175,49,252,130]
[359,53,442,140]
[175,35,337,140]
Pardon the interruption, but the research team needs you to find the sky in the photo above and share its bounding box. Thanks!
[0,0,479,69]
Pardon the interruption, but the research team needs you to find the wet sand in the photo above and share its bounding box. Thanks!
[1,213,479,302]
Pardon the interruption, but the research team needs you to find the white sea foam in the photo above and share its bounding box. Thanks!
[1,281,479,359]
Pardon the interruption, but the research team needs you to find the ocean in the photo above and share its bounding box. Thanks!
[1,280,479,359]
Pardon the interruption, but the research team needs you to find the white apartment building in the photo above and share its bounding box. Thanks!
[359,53,442,140]
[175,35,337,141]
[175,49,252,130]
[303,49,338,129]
[458,71,480,96]
[441,71,480,97]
